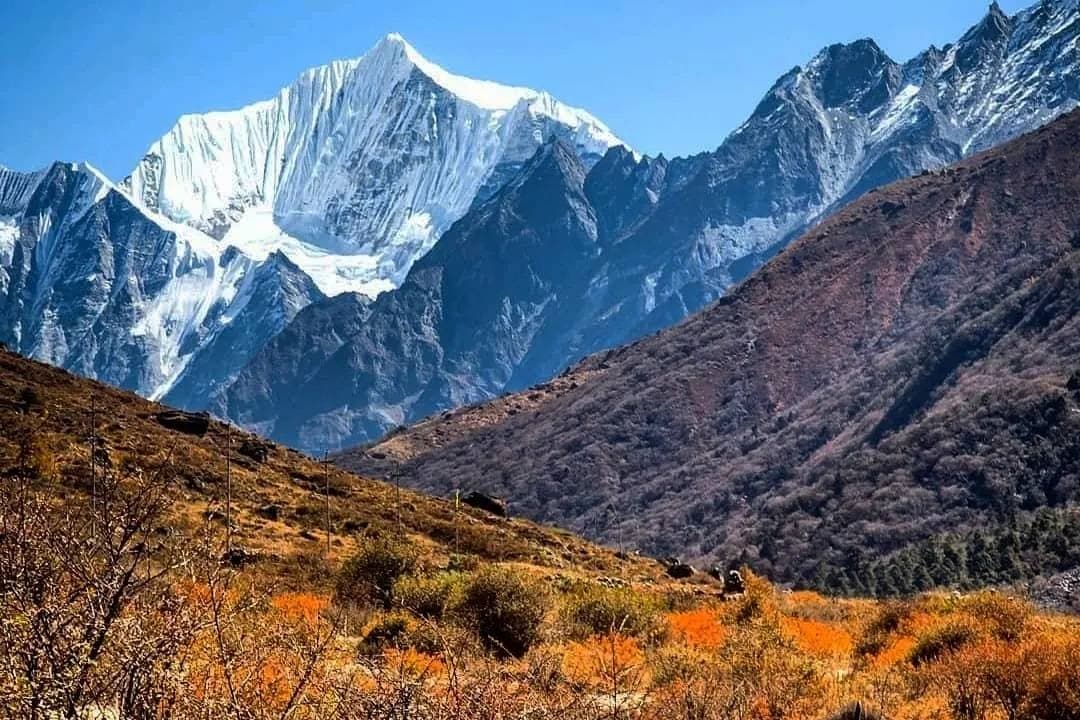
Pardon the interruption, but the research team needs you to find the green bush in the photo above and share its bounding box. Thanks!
[394,573,463,620]
[456,566,549,658]
[733,571,776,623]
[909,621,977,666]
[447,553,480,572]
[855,601,912,657]
[359,613,417,654]
[428,520,527,560]
[561,585,663,640]
[335,536,417,609]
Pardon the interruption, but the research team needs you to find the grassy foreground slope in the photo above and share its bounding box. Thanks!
[0,345,663,585]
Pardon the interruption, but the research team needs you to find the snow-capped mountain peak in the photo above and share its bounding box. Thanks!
[122,34,627,298]
[382,32,622,148]
[381,32,533,111]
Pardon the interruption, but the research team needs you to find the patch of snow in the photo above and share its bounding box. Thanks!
[0,215,17,265]
[872,84,922,140]
[221,208,394,298]
[132,246,248,399]
[642,270,660,314]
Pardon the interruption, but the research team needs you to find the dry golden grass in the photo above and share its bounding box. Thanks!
[0,347,667,592]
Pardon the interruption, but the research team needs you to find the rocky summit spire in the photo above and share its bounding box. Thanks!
[953,0,1015,73]
[971,0,1013,43]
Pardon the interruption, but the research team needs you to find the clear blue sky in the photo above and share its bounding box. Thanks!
[0,0,1029,179]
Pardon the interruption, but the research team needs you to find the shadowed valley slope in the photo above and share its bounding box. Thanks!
[342,109,1080,592]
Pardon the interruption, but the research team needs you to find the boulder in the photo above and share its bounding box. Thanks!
[255,504,281,521]
[462,491,508,517]
[223,546,257,568]
[663,558,695,579]
[829,702,882,720]
[724,569,746,595]
[238,437,272,464]
[154,410,210,436]
[1067,369,1080,394]
[18,387,44,413]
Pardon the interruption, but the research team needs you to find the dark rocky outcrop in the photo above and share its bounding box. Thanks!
[255,504,281,521]
[664,559,696,579]
[462,491,508,518]
[829,703,883,720]
[154,410,210,437]
[237,437,273,464]
[724,570,746,596]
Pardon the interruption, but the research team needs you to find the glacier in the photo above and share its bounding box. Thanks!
[121,33,626,297]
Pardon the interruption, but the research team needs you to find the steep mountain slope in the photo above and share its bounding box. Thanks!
[217,140,603,448]
[0,344,655,581]
[225,0,1080,451]
[160,249,326,410]
[122,33,624,297]
[220,291,374,441]
[341,108,1080,589]
[0,163,324,409]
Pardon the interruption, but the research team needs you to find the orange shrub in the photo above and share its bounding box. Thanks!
[382,648,446,680]
[955,591,1032,642]
[871,636,916,670]
[786,590,828,606]
[781,617,853,657]
[667,608,727,649]
[174,580,213,607]
[903,610,937,636]
[562,633,647,690]
[271,592,329,624]
[256,654,294,706]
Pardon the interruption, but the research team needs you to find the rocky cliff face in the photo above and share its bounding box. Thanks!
[0,163,323,404]
[225,0,1080,451]
[217,140,601,448]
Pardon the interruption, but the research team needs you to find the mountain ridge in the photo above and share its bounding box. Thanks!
[0,35,625,414]
[228,0,1080,452]
[340,106,1080,590]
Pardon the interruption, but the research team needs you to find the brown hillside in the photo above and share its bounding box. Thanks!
[0,346,663,588]
[341,109,1080,591]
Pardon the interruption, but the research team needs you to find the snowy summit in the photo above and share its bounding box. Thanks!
[121,33,627,298]
[0,34,627,412]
